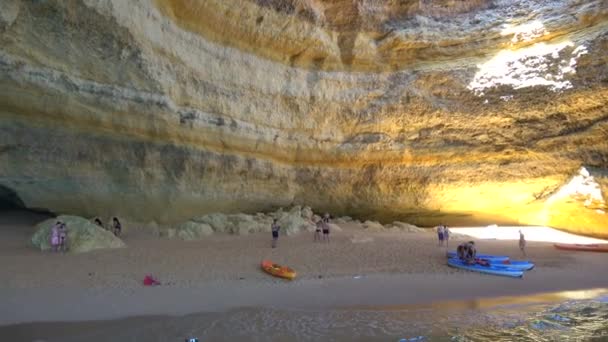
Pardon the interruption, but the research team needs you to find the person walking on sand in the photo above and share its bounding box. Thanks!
[443,225,451,249]
[519,230,527,256]
[437,225,444,246]
[271,219,280,248]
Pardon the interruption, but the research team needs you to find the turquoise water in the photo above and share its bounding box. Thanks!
[2,289,607,341]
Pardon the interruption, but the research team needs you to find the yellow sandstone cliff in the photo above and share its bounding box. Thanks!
[0,0,606,236]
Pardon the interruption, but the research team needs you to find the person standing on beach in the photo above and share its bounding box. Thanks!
[519,230,526,256]
[321,214,330,243]
[271,219,280,248]
[437,225,444,246]
[58,222,68,252]
[50,221,61,252]
[443,225,450,249]
[314,219,322,242]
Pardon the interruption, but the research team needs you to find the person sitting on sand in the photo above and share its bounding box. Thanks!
[50,221,62,252]
[437,225,444,246]
[112,217,122,237]
[314,219,322,242]
[93,217,104,229]
[58,222,68,252]
[519,230,526,256]
[271,219,280,248]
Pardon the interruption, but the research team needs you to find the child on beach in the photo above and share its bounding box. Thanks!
[112,217,122,237]
[271,219,280,248]
[50,221,61,252]
[443,225,450,248]
[519,230,526,256]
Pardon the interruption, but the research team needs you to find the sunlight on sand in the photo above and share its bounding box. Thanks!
[451,225,608,244]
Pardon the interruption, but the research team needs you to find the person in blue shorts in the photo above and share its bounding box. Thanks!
[437,225,444,246]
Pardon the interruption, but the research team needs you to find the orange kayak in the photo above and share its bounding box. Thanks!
[261,260,296,280]
[554,243,608,252]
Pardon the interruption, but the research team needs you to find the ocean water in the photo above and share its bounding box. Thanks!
[2,289,608,341]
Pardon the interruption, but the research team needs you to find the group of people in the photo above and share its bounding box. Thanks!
[48,217,123,252]
[454,230,527,265]
[436,224,451,247]
[456,241,477,264]
[50,221,68,252]
[271,213,331,248]
[93,217,122,237]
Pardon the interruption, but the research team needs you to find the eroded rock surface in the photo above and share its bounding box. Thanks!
[1,1,607,236]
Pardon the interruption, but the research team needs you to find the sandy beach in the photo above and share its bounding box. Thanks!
[1,209,608,326]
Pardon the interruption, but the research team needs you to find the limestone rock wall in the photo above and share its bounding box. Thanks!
[0,0,607,236]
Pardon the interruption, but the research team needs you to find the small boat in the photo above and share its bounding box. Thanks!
[447,258,523,278]
[553,243,608,253]
[261,260,296,280]
[447,251,509,262]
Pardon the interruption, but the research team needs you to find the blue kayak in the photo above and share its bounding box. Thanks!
[493,260,534,271]
[446,252,534,270]
[447,258,524,278]
[447,251,509,261]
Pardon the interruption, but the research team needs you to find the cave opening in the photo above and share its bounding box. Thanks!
[0,185,25,210]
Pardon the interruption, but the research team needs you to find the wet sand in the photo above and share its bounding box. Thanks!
[1,210,607,326]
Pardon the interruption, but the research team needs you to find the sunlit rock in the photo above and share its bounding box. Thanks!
[0,0,606,237]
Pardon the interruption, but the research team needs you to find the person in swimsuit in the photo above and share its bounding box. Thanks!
[314,219,322,242]
[519,230,526,256]
[443,225,450,249]
[322,218,330,243]
[319,213,331,243]
[271,219,280,248]
[112,217,122,237]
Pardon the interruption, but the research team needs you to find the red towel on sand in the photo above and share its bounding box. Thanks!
[143,275,160,286]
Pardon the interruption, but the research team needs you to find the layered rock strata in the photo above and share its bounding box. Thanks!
[0,0,607,236]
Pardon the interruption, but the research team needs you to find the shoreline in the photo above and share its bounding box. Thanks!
[2,209,608,326]
[3,271,608,326]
